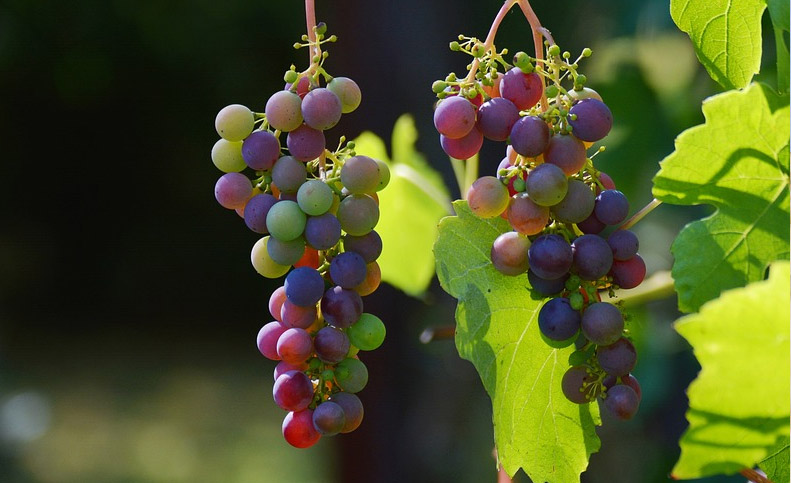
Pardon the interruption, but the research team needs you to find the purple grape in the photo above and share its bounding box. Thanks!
[274,360,309,381]
[337,194,379,236]
[276,328,313,365]
[603,384,640,420]
[280,299,317,329]
[272,156,307,193]
[314,326,350,363]
[527,270,568,296]
[581,302,624,346]
[215,173,252,209]
[594,190,629,225]
[257,321,287,360]
[284,267,325,307]
[342,231,382,263]
[321,286,363,328]
[571,234,613,280]
[434,95,476,139]
[282,409,321,448]
[304,213,342,250]
[551,179,595,224]
[607,230,639,261]
[544,134,587,176]
[269,286,287,321]
[509,116,550,157]
[525,163,568,207]
[610,255,646,289]
[538,297,581,341]
[577,212,606,234]
[499,67,542,110]
[301,87,342,130]
[330,252,367,288]
[273,371,314,411]
[490,231,530,276]
[312,401,346,435]
[562,366,600,404]
[476,98,519,141]
[602,374,642,400]
[265,90,303,132]
[597,337,637,377]
[440,128,484,160]
[287,124,326,162]
[329,392,364,433]
[244,193,277,234]
[569,98,613,142]
[242,131,281,171]
[341,156,380,194]
[527,234,573,280]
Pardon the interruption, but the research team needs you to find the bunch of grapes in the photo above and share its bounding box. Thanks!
[433,40,646,420]
[211,23,388,448]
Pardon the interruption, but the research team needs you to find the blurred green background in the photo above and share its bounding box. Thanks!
[0,0,780,482]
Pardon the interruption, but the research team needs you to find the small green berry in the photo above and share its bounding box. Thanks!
[472,42,486,58]
[582,48,592,57]
[450,41,461,51]
[576,74,587,86]
[562,51,571,59]
[321,369,334,381]
[316,22,328,35]
[545,85,559,98]
[569,292,584,311]
[284,70,298,84]
[548,44,560,57]
[512,178,526,192]
[565,275,581,291]
[432,80,447,93]
[445,73,457,82]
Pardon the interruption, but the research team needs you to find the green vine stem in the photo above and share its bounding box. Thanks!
[619,198,662,231]
[613,270,675,307]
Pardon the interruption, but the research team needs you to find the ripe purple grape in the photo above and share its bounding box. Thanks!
[569,98,613,142]
[329,392,364,433]
[284,267,325,307]
[594,189,629,225]
[314,326,350,363]
[272,156,307,193]
[544,134,587,176]
[242,130,281,171]
[320,286,363,329]
[571,234,613,280]
[341,156,380,194]
[337,194,379,236]
[527,234,573,280]
[257,321,288,360]
[269,286,287,321]
[276,328,313,364]
[282,409,321,448]
[244,193,277,234]
[528,270,568,296]
[287,124,326,162]
[273,370,314,411]
[440,128,484,160]
[603,384,640,420]
[577,212,606,234]
[312,401,346,436]
[490,231,530,276]
[265,90,303,132]
[434,95,477,139]
[343,230,382,263]
[215,173,252,209]
[607,230,639,261]
[301,87,342,130]
[538,297,581,341]
[507,193,550,235]
[330,251,367,288]
[525,163,568,207]
[509,116,550,157]
[280,299,317,329]
[467,176,509,218]
[581,302,624,346]
[499,67,543,110]
[274,360,309,381]
[610,255,646,289]
[597,337,637,377]
[304,213,342,250]
[551,179,595,224]
[476,97,519,141]
[562,366,600,404]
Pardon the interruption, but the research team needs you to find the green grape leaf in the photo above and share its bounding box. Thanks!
[652,82,790,313]
[767,0,790,94]
[673,261,790,479]
[767,0,790,32]
[435,201,601,482]
[760,437,791,483]
[670,0,766,90]
[353,114,451,297]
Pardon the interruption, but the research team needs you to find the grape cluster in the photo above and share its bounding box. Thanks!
[211,23,388,448]
[433,41,646,420]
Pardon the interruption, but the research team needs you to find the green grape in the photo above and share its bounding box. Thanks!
[215,104,254,142]
[251,236,290,278]
[335,357,368,393]
[347,313,385,351]
[266,200,307,241]
[211,139,246,173]
[375,159,390,192]
[267,236,306,266]
[327,77,362,114]
[297,179,334,216]
[337,194,379,236]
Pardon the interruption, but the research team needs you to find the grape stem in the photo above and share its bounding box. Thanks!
[516,0,554,112]
[463,0,516,84]
[740,468,773,483]
[304,0,321,74]
[618,198,662,231]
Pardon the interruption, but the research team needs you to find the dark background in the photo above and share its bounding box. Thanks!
[0,0,778,482]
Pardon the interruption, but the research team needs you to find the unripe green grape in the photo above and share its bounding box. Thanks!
[548,44,560,57]
[337,194,379,236]
[375,159,390,191]
[265,91,303,132]
[327,77,362,114]
[513,51,530,69]
[211,139,246,173]
[575,74,587,86]
[267,236,306,266]
[569,292,584,310]
[347,313,386,351]
[449,41,461,51]
[467,176,509,218]
[215,104,255,142]
[545,85,559,98]
[335,358,368,393]
[284,70,298,84]
[266,200,307,241]
[297,179,334,216]
[251,236,290,278]
[432,81,447,93]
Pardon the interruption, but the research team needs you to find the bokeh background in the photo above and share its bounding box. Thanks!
[0,1,781,482]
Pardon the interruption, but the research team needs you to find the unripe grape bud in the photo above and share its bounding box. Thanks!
[284,70,298,84]
[316,22,327,35]
[513,51,530,68]
[450,41,461,51]
[545,85,559,98]
[576,74,587,86]
[563,51,571,59]
[472,42,486,58]
[548,44,560,57]
[569,292,584,311]
[432,81,447,93]
[582,48,592,57]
